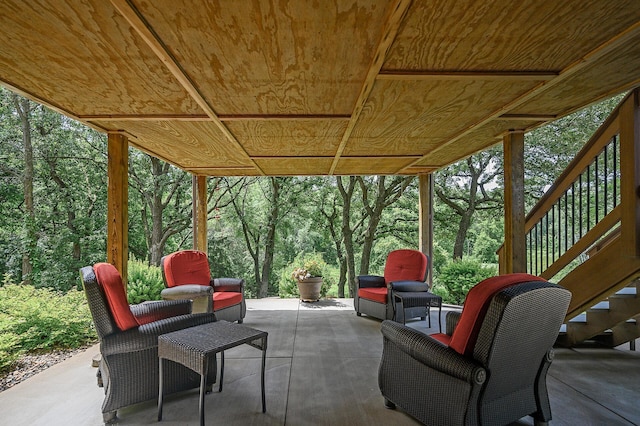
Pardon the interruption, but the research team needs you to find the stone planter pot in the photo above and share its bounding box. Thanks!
[297,277,322,302]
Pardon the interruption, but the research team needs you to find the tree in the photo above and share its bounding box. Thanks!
[357,175,415,275]
[11,94,36,285]
[225,177,303,298]
[435,148,503,259]
[318,184,348,297]
[524,95,623,209]
[128,153,192,265]
[336,176,360,297]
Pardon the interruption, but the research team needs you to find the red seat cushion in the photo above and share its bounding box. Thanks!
[163,250,211,287]
[93,263,139,331]
[449,273,543,357]
[430,333,451,346]
[213,291,243,311]
[384,249,428,283]
[358,287,388,304]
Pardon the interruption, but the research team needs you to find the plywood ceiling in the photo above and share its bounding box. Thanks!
[1,0,639,176]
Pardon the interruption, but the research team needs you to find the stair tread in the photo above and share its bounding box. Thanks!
[569,313,587,323]
[589,301,609,310]
[615,287,637,296]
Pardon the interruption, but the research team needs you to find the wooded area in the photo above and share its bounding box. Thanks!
[0,88,621,298]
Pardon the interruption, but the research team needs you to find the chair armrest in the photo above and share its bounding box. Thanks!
[130,299,192,323]
[380,320,486,385]
[212,278,244,292]
[161,285,213,299]
[357,275,385,288]
[101,313,217,356]
[446,310,462,336]
[388,280,429,292]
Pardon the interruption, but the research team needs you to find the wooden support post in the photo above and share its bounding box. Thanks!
[193,175,208,253]
[503,131,526,274]
[620,89,640,257]
[107,133,128,285]
[419,173,434,287]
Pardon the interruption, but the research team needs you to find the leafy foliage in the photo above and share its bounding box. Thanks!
[432,258,498,305]
[126,257,165,304]
[0,281,96,373]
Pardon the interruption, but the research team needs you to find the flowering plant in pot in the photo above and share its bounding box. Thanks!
[291,259,324,302]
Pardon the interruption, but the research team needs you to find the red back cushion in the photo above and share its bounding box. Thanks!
[163,250,211,288]
[384,249,428,284]
[93,263,139,331]
[449,273,543,356]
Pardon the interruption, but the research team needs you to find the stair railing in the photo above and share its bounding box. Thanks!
[498,91,632,282]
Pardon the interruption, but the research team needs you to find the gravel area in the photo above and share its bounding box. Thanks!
[0,347,89,393]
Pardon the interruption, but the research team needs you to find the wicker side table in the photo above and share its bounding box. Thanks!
[157,321,268,426]
[393,291,442,332]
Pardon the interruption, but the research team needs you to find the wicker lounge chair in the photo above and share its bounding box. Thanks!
[355,249,430,321]
[81,263,217,423]
[160,250,246,323]
[379,274,571,426]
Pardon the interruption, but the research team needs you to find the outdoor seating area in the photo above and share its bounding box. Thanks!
[0,297,638,425]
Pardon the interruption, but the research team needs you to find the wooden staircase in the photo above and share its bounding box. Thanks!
[500,89,640,348]
[559,279,640,347]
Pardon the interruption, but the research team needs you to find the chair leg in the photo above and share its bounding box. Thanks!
[103,410,117,424]
[384,398,396,409]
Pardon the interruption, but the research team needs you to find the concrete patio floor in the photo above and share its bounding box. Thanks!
[0,297,639,425]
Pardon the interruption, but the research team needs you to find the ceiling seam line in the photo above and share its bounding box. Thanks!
[109,0,265,176]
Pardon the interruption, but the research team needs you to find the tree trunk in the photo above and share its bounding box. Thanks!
[320,193,347,297]
[453,211,473,259]
[13,95,35,285]
[337,176,358,297]
[149,158,165,265]
[259,178,280,298]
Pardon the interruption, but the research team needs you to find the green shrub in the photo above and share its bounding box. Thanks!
[127,257,164,304]
[432,258,498,305]
[0,284,96,373]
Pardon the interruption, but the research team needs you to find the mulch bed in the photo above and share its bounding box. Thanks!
[0,347,89,393]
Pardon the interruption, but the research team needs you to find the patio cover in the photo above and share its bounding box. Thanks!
[0,0,639,177]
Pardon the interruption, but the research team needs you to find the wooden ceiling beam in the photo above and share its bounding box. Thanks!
[218,115,352,122]
[377,71,558,81]
[398,20,640,174]
[80,114,211,121]
[109,0,265,175]
[252,155,422,160]
[82,113,352,122]
[500,114,558,121]
[329,0,413,175]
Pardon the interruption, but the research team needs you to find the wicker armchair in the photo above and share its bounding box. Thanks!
[355,249,430,321]
[161,250,246,323]
[81,264,217,423]
[379,274,571,426]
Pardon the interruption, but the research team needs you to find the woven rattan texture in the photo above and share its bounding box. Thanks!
[159,321,267,374]
[81,266,217,419]
[378,280,570,426]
